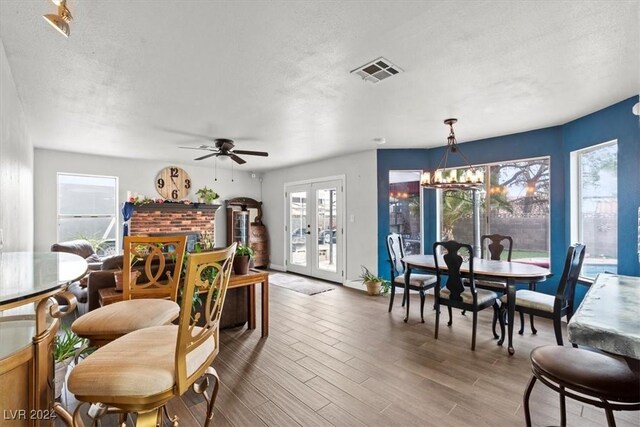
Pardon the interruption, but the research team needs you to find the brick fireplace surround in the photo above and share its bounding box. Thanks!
[129,203,221,241]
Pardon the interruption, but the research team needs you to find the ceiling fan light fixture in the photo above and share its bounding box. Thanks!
[43,0,72,38]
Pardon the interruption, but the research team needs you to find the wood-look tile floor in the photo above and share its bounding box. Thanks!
[61,274,640,426]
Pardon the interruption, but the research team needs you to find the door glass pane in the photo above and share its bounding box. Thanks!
[317,187,337,272]
[389,171,422,255]
[289,191,307,266]
[578,143,617,276]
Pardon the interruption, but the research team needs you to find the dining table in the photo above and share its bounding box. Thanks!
[568,273,640,360]
[402,254,552,355]
[0,251,88,426]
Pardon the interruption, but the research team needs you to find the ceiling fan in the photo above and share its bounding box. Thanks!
[179,138,268,164]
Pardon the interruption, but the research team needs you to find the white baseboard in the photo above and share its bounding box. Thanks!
[269,264,286,272]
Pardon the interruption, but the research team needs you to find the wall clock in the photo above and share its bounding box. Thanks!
[155,166,191,200]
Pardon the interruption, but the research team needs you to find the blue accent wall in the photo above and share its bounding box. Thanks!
[377,96,640,295]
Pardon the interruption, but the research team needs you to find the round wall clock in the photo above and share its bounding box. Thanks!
[155,166,191,200]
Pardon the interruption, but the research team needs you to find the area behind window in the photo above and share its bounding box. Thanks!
[57,173,118,256]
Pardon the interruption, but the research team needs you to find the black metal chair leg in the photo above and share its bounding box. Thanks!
[419,290,425,323]
[523,375,537,427]
[529,314,537,334]
[553,316,564,345]
[447,306,453,326]
[559,385,567,426]
[519,311,525,334]
[402,290,406,307]
[461,310,466,316]
[388,284,395,313]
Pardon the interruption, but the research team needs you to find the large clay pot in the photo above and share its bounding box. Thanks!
[233,255,250,275]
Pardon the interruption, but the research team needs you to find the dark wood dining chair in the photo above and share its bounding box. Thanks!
[463,234,513,334]
[499,243,585,346]
[433,240,501,350]
[386,233,436,322]
[523,345,640,427]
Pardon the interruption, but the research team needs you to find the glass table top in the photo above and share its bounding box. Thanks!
[0,252,88,308]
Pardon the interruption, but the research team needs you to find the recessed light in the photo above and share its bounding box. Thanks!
[374,138,386,145]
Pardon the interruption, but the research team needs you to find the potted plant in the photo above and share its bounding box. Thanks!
[54,325,89,399]
[233,243,254,275]
[195,186,219,204]
[359,265,391,296]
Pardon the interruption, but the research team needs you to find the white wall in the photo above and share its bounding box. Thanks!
[0,39,33,252]
[34,149,262,251]
[261,150,377,283]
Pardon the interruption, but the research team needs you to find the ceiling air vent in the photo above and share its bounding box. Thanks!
[350,57,403,84]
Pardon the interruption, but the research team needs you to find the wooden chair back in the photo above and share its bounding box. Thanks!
[386,233,406,278]
[175,243,236,395]
[122,235,187,301]
[554,243,586,313]
[481,234,513,261]
[433,240,475,302]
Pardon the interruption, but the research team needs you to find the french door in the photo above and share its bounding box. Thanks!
[285,178,344,283]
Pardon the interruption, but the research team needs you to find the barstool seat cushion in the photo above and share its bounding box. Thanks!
[531,346,640,402]
[68,325,214,398]
[72,299,179,339]
[393,274,437,288]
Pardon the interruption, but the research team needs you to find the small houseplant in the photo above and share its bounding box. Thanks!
[359,265,391,296]
[195,186,219,204]
[54,325,89,398]
[233,243,254,275]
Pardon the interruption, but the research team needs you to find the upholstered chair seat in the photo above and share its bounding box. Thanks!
[71,299,179,345]
[500,290,554,313]
[393,273,437,288]
[440,287,498,305]
[68,325,214,401]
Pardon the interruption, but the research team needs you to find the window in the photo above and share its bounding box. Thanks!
[57,174,118,256]
[389,171,422,255]
[571,141,617,277]
[438,157,551,263]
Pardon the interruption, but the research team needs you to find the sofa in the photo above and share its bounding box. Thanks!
[50,239,105,315]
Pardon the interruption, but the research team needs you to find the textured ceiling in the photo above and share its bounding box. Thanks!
[0,1,638,171]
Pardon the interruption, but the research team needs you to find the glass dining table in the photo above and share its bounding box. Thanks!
[402,254,552,355]
[0,252,87,426]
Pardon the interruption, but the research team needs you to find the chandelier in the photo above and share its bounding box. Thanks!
[420,118,484,190]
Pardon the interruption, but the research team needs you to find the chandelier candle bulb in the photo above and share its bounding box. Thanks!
[435,170,443,183]
[449,169,457,183]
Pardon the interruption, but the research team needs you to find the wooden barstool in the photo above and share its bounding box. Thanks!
[524,345,640,427]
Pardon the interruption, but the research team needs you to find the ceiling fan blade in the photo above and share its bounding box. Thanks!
[232,150,269,157]
[194,153,218,161]
[229,154,247,165]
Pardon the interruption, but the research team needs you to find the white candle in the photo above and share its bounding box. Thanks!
[435,170,443,183]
